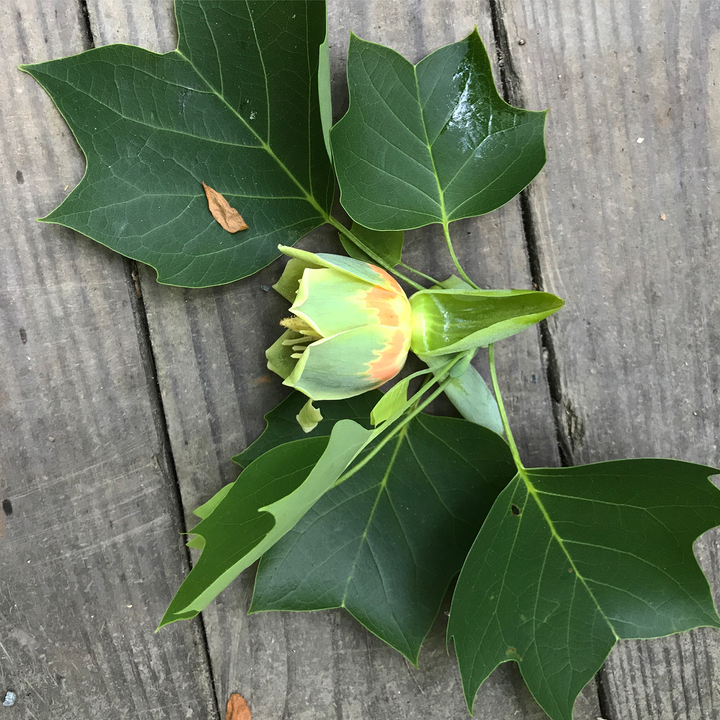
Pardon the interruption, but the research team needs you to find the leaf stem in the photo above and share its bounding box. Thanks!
[488,343,525,471]
[442,221,478,289]
[398,261,440,285]
[326,215,424,290]
[369,352,463,439]
[335,373,456,486]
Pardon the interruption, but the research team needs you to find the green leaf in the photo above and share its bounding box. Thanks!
[23,1,333,288]
[339,222,405,266]
[250,414,516,664]
[370,378,410,425]
[448,460,720,720]
[234,390,378,467]
[160,418,372,627]
[331,30,547,231]
[421,353,502,434]
[410,288,564,356]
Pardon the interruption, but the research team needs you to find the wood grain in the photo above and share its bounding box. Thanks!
[496,0,720,717]
[79,0,596,718]
[0,1,217,717]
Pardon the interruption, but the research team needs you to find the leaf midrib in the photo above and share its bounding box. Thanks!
[175,3,327,217]
[340,425,409,607]
[520,467,621,640]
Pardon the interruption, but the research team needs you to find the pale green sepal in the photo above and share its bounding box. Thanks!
[273,257,319,302]
[410,288,564,356]
[422,353,503,435]
[285,325,398,401]
[340,222,404,267]
[370,378,411,426]
[159,419,373,627]
[261,420,372,526]
[279,244,394,290]
[297,398,323,433]
[267,329,302,380]
[318,19,332,162]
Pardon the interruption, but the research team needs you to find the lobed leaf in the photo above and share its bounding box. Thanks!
[250,413,516,664]
[331,30,547,231]
[234,391,378,468]
[160,418,372,627]
[23,0,333,287]
[448,460,720,720]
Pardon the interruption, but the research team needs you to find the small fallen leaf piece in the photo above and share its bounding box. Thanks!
[202,182,249,233]
[225,692,251,720]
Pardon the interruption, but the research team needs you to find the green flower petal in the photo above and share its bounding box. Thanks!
[266,329,303,380]
[284,326,407,401]
[291,268,371,337]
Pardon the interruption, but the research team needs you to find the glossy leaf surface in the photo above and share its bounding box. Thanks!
[448,460,720,720]
[410,288,564,356]
[24,1,333,287]
[251,414,516,664]
[331,30,547,231]
[160,418,372,627]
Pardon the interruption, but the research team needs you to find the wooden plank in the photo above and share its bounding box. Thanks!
[78,1,606,718]
[495,0,720,717]
[0,2,217,718]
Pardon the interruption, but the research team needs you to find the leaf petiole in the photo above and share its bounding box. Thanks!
[398,261,441,285]
[334,351,471,486]
[488,343,524,471]
[325,215,424,290]
[442,221,479,289]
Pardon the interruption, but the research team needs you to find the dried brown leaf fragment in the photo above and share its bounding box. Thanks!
[202,182,249,233]
[225,692,251,720]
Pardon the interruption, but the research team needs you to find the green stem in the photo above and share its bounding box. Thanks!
[335,374,455,485]
[325,215,423,291]
[398,261,440,285]
[370,352,463,437]
[488,344,524,471]
[442,221,478,289]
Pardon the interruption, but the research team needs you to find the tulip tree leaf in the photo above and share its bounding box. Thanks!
[250,414,516,664]
[234,390,378,468]
[160,418,372,627]
[331,30,546,231]
[23,0,334,288]
[448,460,720,720]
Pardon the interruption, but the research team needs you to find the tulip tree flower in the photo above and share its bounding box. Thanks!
[268,246,563,432]
[267,246,412,429]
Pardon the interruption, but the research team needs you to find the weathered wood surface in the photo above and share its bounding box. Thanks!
[497,0,720,717]
[1,1,717,719]
[0,2,218,719]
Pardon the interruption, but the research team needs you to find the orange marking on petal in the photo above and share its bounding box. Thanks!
[368,264,406,296]
[368,329,408,383]
[364,285,406,326]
